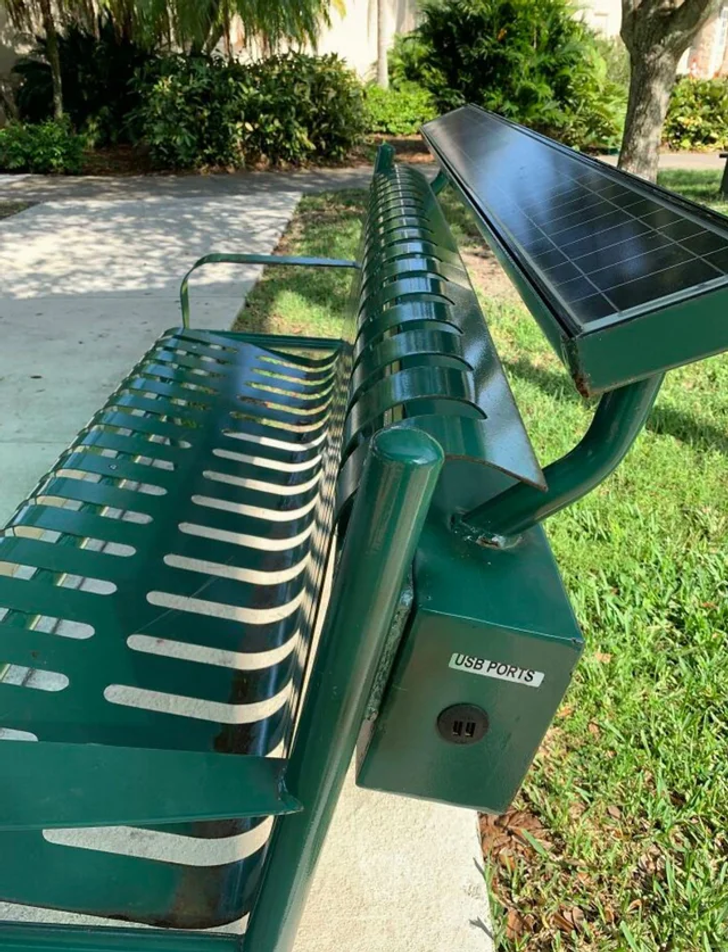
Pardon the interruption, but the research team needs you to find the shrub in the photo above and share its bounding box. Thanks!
[0,120,85,173]
[389,0,626,151]
[364,83,437,136]
[664,77,728,150]
[244,53,366,163]
[133,52,366,170]
[12,16,152,146]
[131,55,252,169]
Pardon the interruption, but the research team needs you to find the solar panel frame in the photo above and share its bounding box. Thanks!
[421,106,728,394]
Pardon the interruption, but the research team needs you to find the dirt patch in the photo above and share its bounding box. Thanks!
[0,202,32,220]
[81,145,154,176]
[348,134,434,167]
[369,134,434,163]
[461,246,519,301]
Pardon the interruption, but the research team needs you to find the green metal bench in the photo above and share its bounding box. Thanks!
[1,106,728,952]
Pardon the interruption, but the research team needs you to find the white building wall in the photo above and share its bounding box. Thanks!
[306,0,419,79]
[581,0,622,37]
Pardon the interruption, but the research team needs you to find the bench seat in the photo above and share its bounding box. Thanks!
[0,328,343,928]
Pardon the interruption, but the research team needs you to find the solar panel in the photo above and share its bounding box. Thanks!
[421,107,728,336]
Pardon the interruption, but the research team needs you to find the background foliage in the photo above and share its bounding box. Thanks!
[5,2,728,171]
[364,82,437,136]
[0,118,84,172]
[389,0,627,151]
[664,77,728,150]
[12,15,150,145]
[132,51,366,168]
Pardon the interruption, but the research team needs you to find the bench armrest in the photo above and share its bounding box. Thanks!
[179,252,360,328]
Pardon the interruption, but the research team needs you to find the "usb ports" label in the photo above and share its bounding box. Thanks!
[449,653,544,688]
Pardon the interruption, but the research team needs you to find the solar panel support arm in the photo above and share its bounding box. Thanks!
[459,374,664,544]
[431,170,449,195]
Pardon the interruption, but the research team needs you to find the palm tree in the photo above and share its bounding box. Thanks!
[114,0,340,55]
[0,0,341,117]
[376,0,387,88]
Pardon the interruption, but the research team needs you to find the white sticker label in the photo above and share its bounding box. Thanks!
[449,653,544,688]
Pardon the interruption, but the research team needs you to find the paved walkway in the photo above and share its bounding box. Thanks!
[0,183,302,523]
[0,167,492,952]
[597,150,726,171]
[0,166,383,204]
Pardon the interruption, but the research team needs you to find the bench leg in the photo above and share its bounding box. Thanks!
[243,427,444,952]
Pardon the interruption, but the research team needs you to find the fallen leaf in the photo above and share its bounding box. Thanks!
[498,849,517,871]
[552,911,573,932]
[594,651,612,663]
[588,721,601,736]
[482,832,511,853]
[606,804,622,819]
[506,908,526,939]
[553,906,586,932]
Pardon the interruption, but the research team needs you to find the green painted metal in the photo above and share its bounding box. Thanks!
[243,426,444,952]
[0,326,345,928]
[430,170,449,195]
[462,374,664,542]
[0,745,300,831]
[0,146,550,939]
[179,253,359,329]
[336,161,546,522]
[562,289,728,395]
[374,141,395,173]
[0,923,239,952]
[357,488,584,813]
[1,132,705,950]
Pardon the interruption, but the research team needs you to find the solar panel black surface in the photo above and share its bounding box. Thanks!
[422,107,728,336]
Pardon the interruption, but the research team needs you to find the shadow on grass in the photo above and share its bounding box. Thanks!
[234,190,366,338]
[504,356,728,456]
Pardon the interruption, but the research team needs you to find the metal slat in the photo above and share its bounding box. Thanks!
[0,744,300,830]
[0,328,343,928]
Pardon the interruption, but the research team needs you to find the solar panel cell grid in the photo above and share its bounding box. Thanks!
[422,108,728,334]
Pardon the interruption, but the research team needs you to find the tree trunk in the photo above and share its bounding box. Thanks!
[38,0,63,120]
[377,0,388,89]
[618,49,679,182]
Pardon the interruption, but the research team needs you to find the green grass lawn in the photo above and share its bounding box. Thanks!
[234,171,728,950]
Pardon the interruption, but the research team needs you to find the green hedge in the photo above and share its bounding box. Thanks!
[389,0,626,151]
[0,120,85,173]
[364,83,437,136]
[664,77,728,150]
[133,52,366,170]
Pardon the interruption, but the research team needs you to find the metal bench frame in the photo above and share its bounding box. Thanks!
[2,110,727,952]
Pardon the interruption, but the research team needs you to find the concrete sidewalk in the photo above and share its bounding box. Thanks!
[597,150,727,171]
[0,173,492,951]
[0,166,387,205]
[0,188,301,523]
